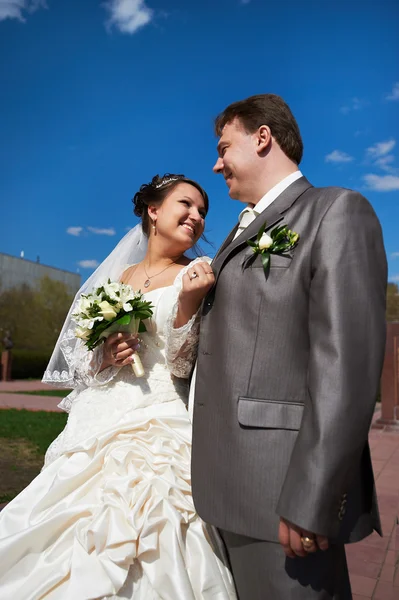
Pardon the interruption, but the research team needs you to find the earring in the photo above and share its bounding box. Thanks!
[152,220,157,234]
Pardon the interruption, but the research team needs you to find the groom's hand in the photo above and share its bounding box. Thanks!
[278,518,329,558]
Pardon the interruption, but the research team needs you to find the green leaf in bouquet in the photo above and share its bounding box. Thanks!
[113,314,132,327]
[138,322,147,333]
[88,321,110,344]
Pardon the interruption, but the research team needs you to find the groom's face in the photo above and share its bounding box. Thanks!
[213,118,258,203]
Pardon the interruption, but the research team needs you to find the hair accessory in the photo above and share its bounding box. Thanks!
[154,176,182,189]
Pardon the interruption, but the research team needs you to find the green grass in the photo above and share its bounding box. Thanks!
[5,389,71,398]
[0,409,68,455]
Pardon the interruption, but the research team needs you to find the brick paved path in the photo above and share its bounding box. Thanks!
[0,380,64,411]
[348,422,399,599]
[0,382,398,597]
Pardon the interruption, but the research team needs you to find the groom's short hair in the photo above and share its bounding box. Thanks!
[214,94,303,165]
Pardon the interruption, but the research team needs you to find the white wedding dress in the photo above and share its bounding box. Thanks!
[0,260,236,600]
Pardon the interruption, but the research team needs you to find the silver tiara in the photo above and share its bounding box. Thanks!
[155,176,182,189]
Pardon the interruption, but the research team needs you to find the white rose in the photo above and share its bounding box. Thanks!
[75,326,90,341]
[258,233,273,250]
[99,300,118,321]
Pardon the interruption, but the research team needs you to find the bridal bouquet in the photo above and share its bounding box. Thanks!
[72,280,154,377]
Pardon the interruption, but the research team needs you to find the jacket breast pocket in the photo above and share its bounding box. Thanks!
[237,397,304,430]
[250,254,292,269]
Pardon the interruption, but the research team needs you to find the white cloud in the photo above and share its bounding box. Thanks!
[391,252,399,259]
[67,226,83,237]
[325,150,354,164]
[375,155,396,173]
[386,82,399,101]
[78,260,100,269]
[390,275,399,282]
[87,226,116,236]
[340,97,368,114]
[104,0,153,34]
[366,139,396,159]
[0,0,46,22]
[363,174,399,192]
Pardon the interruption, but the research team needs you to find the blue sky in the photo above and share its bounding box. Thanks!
[1,0,398,285]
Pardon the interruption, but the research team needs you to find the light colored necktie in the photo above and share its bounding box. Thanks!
[233,207,258,240]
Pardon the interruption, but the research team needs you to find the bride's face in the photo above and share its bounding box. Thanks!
[150,183,207,249]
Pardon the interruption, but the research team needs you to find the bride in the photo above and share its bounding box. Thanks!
[0,174,237,600]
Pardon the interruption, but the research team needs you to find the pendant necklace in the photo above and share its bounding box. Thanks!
[143,260,178,288]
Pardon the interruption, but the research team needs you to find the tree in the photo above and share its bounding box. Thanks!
[0,277,73,352]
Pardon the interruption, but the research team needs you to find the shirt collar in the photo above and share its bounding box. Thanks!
[238,170,303,222]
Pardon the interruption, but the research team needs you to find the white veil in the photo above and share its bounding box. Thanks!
[43,224,148,388]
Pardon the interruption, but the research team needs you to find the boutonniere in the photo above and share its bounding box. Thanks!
[246,222,300,271]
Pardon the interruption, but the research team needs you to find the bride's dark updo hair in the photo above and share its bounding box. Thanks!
[132,173,209,236]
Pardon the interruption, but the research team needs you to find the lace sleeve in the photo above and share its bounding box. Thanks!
[47,330,119,413]
[72,341,119,387]
[164,257,211,379]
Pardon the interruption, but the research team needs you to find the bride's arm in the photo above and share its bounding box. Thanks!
[165,259,214,378]
[70,340,120,387]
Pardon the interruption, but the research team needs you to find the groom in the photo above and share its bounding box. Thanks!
[191,94,387,598]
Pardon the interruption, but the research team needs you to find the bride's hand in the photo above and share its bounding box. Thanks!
[175,262,215,328]
[100,332,140,370]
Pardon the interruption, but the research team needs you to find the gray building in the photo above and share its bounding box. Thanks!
[0,253,81,295]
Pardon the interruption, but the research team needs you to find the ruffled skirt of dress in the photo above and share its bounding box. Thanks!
[0,398,236,600]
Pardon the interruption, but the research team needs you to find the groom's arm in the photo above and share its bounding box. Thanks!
[276,190,387,543]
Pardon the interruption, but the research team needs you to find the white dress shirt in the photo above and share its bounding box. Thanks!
[189,170,303,419]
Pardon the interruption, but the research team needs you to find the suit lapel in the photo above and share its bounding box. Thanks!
[211,224,239,264]
[212,176,313,281]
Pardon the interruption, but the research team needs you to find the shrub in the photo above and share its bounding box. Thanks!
[10,349,52,380]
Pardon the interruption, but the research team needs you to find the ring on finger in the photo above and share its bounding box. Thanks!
[300,536,316,551]
[189,271,198,280]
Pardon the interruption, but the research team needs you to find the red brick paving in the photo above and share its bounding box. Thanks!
[346,409,399,599]
[0,379,65,411]
[0,392,62,411]
[1,384,398,597]
[0,380,61,392]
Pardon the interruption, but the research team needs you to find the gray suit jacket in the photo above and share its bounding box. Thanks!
[191,176,387,544]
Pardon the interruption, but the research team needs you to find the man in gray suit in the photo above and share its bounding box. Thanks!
[191,94,387,599]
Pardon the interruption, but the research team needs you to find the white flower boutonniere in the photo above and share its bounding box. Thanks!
[247,222,300,272]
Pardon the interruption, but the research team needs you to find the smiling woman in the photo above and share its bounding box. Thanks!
[0,172,235,599]
[132,173,209,236]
